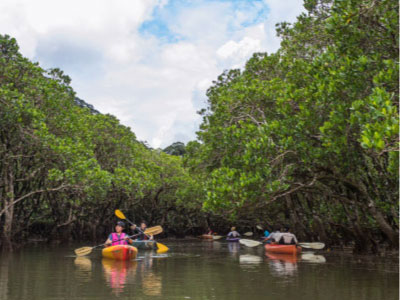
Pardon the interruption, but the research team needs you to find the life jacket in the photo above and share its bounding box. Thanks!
[111,232,128,245]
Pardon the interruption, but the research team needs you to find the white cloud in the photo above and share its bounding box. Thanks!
[217,37,262,68]
[0,0,305,148]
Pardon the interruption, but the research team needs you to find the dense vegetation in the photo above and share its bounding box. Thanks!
[0,35,215,250]
[185,0,399,252]
[0,0,398,253]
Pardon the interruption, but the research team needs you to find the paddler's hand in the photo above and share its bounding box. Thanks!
[130,225,136,230]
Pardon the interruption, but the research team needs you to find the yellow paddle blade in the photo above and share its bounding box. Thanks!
[74,246,93,257]
[156,243,169,253]
[115,209,126,220]
[144,226,163,236]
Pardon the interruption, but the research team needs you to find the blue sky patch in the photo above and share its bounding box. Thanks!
[139,0,269,43]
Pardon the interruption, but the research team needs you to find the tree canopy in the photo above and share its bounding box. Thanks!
[0,0,398,253]
[185,0,399,252]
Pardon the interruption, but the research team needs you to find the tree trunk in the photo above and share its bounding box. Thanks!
[367,198,399,247]
[3,164,14,250]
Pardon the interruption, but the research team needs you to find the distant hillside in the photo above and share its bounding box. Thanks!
[163,142,186,156]
[74,97,100,114]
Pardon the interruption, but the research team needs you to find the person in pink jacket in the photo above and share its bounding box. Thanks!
[105,221,133,246]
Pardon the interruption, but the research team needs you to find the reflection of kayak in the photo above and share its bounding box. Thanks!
[264,244,301,255]
[102,245,138,260]
[226,237,240,242]
[102,258,137,295]
[102,258,137,272]
[131,240,157,250]
[198,234,214,239]
[266,252,299,263]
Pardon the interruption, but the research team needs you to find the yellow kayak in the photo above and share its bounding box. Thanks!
[102,245,138,260]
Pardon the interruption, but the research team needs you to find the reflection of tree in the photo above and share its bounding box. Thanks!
[266,253,298,277]
[143,273,162,296]
[0,254,10,300]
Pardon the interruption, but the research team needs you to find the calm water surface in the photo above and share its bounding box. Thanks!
[0,240,398,300]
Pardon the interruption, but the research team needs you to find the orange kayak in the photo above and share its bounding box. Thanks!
[198,234,214,239]
[102,245,138,260]
[264,244,301,255]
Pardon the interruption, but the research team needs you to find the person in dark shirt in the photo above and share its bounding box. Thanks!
[130,221,153,240]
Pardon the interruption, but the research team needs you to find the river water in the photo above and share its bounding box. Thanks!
[0,240,398,300]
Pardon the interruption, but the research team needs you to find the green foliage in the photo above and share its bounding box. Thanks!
[0,34,207,245]
[185,0,399,249]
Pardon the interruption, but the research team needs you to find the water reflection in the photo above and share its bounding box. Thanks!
[74,257,92,282]
[239,254,262,268]
[0,254,10,300]
[265,253,298,277]
[228,242,240,257]
[137,251,163,296]
[301,253,326,263]
[202,240,222,251]
[102,259,137,296]
[0,242,396,300]
[143,273,162,296]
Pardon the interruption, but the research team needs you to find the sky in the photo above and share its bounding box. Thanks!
[0,0,305,148]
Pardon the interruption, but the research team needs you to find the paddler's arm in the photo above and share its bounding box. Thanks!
[125,236,134,244]
[105,234,113,247]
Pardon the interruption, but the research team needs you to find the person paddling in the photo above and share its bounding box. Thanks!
[227,226,240,238]
[105,221,133,246]
[263,227,270,239]
[278,226,298,245]
[264,225,282,244]
[131,221,154,241]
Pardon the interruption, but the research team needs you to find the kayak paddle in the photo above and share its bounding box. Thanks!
[239,239,325,250]
[212,232,252,241]
[75,245,104,257]
[115,209,169,253]
[298,242,325,250]
[74,233,140,257]
[74,226,162,256]
[143,225,163,236]
[243,232,254,237]
[239,239,262,247]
